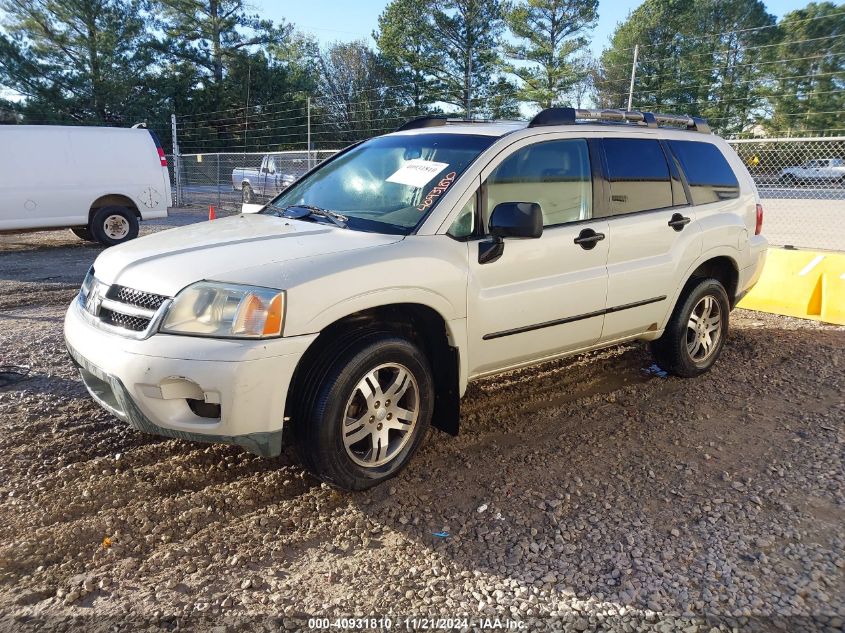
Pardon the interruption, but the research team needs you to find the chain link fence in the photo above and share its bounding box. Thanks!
[166,138,844,251]
[728,137,845,252]
[171,150,337,214]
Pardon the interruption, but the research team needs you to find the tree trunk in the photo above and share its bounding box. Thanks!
[210,0,224,85]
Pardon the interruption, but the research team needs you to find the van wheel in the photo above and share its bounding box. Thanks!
[90,206,139,246]
[295,333,433,491]
[242,184,254,204]
[70,227,96,242]
[650,278,730,378]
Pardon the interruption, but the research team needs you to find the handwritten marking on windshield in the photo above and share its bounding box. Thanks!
[417,172,457,212]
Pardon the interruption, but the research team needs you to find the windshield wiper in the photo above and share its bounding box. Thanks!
[269,204,348,229]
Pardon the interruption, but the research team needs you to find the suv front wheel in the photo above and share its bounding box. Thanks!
[295,333,434,490]
[650,278,730,377]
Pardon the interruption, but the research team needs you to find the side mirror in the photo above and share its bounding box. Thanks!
[489,202,543,239]
[479,202,543,265]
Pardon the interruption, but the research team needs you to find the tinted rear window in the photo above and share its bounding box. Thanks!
[668,140,740,205]
[603,138,673,214]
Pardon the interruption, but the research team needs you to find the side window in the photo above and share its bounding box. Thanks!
[447,192,477,239]
[603,138,673,214]
[668,140,740,205]
[484,139,592,228]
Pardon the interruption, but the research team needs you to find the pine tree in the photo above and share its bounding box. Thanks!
[504,0,598,109]
[0,0,157,124]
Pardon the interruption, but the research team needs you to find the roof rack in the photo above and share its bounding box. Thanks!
[394,116,509,132]
[528,107,710,134]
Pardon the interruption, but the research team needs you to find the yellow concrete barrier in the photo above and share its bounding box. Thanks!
[738,248,845,325]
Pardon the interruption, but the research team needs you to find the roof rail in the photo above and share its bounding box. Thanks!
[528,107,711,134]
[395,116,449,132]
[394,116,514,132]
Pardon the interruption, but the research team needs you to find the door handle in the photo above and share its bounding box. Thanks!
[574,228,605,250]
[668,213,691,231]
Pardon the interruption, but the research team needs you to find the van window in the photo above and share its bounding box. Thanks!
[668,140,740,205]
[603,138,673,214]
[484,139,592,228]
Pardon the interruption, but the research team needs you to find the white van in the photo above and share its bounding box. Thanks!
[0,125,171,245]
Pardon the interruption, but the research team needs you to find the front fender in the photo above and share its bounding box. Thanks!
[301,287,460,334]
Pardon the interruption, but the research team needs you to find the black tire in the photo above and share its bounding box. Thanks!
[70,227,96,242]
[294,333,434,490]
[90,206,139,246]
[242,184,254,204]
[650,278,730,378]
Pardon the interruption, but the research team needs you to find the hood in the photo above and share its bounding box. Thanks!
[93,214,403,296]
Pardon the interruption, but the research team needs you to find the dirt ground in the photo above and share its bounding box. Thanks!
[0,215,843,633]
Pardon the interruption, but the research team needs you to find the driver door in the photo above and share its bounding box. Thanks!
[465,136,610,377]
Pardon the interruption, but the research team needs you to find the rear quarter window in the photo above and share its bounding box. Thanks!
[668,140,740,205]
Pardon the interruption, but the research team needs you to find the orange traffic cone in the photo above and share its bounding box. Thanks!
[209,205,216,221]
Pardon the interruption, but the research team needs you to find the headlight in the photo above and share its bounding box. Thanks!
[160,282,285,339]
[80,266,95,299]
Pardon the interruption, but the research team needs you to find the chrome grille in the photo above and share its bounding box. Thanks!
[107,285,168,311]
[99,308,149,332]
[78,274,171,339]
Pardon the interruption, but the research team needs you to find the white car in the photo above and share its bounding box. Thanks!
[64,108,767,490]
[0,125,171,245]
[779,158,845,184]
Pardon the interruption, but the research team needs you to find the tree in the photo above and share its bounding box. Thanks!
[428,0,506,116]
[763,2,845,135]
[595,0,702,112]
[595,0,777,135]
[314,41,407,146]
[153,0,290,96]
[374,0,440,114]
[693,0,776,135]
[0,0,157,124]
[504,0,598,109]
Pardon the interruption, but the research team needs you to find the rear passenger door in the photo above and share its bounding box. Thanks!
[597,137,702,342]
[667,139,744,267]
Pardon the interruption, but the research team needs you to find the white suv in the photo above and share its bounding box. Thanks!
[64,108,767,490]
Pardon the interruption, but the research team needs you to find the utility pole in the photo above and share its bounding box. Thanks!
[627,44,639,112]
[171,113,182,207]
[307,96,312,170]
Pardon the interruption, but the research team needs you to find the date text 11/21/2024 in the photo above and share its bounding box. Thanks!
[307,616,527,630]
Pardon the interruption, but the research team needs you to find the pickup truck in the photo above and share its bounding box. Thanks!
[232,154,297,203]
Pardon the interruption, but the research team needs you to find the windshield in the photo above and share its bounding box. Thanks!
[266,133,496,234]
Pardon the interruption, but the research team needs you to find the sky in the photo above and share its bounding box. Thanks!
[255,0,813,59]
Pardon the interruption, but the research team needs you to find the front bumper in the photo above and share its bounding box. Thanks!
[64,298,317,456]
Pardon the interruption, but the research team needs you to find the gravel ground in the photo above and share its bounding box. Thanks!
[0,216,843,633]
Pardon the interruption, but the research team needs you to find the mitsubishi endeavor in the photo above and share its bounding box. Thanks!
[64,108,767,490]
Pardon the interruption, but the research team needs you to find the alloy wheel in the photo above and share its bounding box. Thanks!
[686,295,722,363]
[342,363,419,468]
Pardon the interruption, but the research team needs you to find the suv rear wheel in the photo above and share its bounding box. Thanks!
[295,333,433,490]
[650,278,730,377]
[90,206,139,246]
